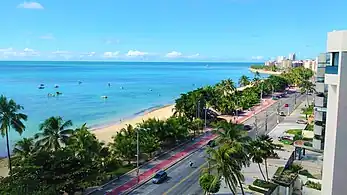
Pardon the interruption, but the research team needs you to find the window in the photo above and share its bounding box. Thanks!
[332,52,339,66]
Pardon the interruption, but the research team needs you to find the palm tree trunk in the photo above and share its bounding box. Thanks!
[257,163,266,181]
[236,175,245,195]
[264,159,269,181]
[5,127,12,174]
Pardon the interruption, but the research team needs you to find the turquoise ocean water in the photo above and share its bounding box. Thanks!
[0,61,261,156]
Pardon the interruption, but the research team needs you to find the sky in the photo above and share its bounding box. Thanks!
[1,0,347,62]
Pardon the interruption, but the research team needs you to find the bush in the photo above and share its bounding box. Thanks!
[288,163,303,173]
[299,170,316,179]
[274,167,284,176]
[306,181,321,190]
[253,179,277,189]
[286,129,302,136]
[249,185,268,194]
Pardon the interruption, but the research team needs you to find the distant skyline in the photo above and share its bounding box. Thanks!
[1,0,347,61]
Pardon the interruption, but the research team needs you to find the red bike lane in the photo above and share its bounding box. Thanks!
[109,99,276,195]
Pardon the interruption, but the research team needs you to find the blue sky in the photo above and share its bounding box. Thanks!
[1,0,347,61]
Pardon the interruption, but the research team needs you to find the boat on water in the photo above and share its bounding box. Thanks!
[54,84,59,88]
[101,95,108,99]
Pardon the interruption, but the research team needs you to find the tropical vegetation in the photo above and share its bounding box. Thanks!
[0,66,315,194]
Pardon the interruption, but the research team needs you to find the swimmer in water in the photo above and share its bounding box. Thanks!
[108,82,111,87]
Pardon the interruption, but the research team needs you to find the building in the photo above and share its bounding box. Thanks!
[292,60,303,68]
[289,53,296,61]
[281,59,292,69]
[303,59,317,72]
[276,56,286,63]
[321,30,347,195]
[313,53,327,151]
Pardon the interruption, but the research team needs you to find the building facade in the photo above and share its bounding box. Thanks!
[313,53,327,151]
[321,30,347,195]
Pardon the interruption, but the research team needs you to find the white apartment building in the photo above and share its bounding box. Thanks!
[288,53,296,61]
[321,30,347,195]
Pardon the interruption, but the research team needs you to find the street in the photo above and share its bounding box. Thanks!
[128,92,306,195]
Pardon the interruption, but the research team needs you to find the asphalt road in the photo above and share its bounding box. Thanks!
[128,91,306,195]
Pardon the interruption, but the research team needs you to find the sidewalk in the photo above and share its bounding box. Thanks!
[90,98,277,195]
[216,100,307,195]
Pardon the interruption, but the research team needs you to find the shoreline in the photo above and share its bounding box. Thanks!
[249,68,282,75]
[93,104,176,143]
[92,83,256,143]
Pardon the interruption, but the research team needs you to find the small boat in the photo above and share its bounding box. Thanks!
[40,83,45,86]
[78,80,82,84]
[120,86,124,89]
[56,92,62,95]
[54,84,59,88]
[101,95,108,99]
[149,89,153,91]
[38,86,45,89]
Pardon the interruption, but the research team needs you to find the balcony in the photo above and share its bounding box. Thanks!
[325,66,338,74]
[313,138,323,150]
[315,96,325,107]
[314,125,323,136]
[314,110,324,121]
[315,83,325,92]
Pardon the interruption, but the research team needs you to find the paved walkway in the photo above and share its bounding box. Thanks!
[89,98,277,195]
[216,99,308,194]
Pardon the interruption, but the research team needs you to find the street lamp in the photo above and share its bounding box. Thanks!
[136,127,150,183]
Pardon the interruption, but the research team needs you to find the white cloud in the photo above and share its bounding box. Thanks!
[17,2,44,9]
[165,51,182,58]
[52,50,70,55]
[88,52,96,57]
[165,51,200,59]
[0,48,39,57]
[251,56,264,60]
[103,51,119,58]
[40,34,55,40]
[126,50,148,57]
[187,53,200,58]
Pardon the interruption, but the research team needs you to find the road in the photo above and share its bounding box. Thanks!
[128,91,306,195]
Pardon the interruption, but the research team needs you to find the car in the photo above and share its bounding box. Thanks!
[207,140,217,147]
[279,111,286,116]
[243,125,252,131]
[272,96,279,100]
[296,119,307,124]
[152,170,168,184]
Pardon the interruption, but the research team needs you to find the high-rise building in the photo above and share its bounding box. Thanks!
[321,30,347,195]
[289,53,296,61]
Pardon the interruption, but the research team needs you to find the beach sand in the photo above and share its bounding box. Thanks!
[249,68,282,75]
[94,104,176,143]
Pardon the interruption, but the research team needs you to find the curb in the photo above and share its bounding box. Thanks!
[85,138,197,195]
[122,135,217,195]
[92,98,278,195]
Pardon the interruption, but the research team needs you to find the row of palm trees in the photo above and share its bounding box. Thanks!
[200,121,279,195]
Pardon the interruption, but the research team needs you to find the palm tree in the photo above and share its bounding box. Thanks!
[248,140,267,181]
[300,80,315,107]
[257,135,276,180]
[207,144,245,195]
[213,121,250,144]
[12,137,34,165]
[238,75,250,87]
[253,71,261,83]
[34,116,73,151]
[0,95,27,173]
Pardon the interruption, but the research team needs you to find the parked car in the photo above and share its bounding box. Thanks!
[272,96,279,100]
[279,111,286,116]
[296,119,307,124]
[152,170,168,184]
[243,125,252,131]
[207,140,217,147]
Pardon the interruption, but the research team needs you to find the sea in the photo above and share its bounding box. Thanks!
[0,61,262,156]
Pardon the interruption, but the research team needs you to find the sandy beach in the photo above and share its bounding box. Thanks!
[249,68,282,75]
[94,104,176,143]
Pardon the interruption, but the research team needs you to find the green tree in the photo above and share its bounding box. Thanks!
[109,124,136,164]
[12,137,34,166]
[34,116,74,151]
[199,173,221,195]
[139,129,160,158]
[238,75,250,87]
[207,144,245,195]
[213,121,250,144]
[258,135,276,180]
[300,80,315,107]
[0,95,28,173]
[249,140,267,181]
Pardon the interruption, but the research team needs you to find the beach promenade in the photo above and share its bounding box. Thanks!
[89,98,277,195]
